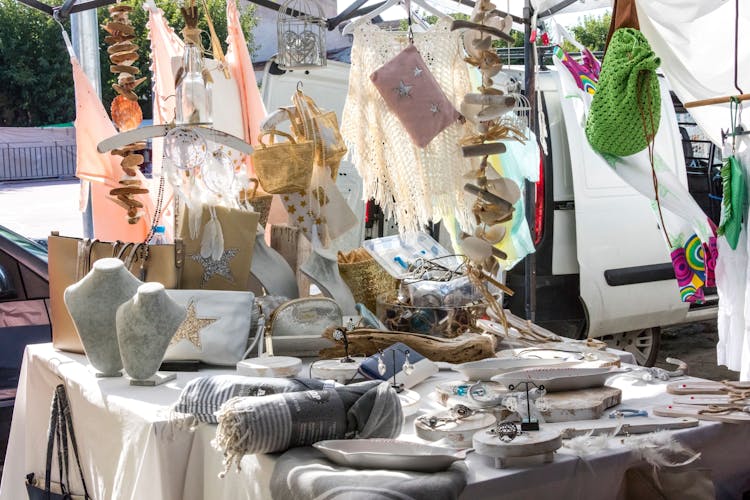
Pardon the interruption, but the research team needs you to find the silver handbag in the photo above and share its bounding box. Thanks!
[265,297,342,357]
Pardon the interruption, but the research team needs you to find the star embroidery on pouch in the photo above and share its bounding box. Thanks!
[191,248,238,287]
[393,80,413,98]
[170,300,217,350]
[298,215,305,224]
[414,66,423,77]
[430,103,440,114]
[287,204,297,214]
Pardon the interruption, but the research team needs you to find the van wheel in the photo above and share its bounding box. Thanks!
[599,328,661,367]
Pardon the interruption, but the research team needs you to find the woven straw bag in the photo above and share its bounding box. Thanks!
[252,130,314,194]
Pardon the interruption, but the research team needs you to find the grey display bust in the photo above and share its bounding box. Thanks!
[116,282,186,382]
[64,258,142,376]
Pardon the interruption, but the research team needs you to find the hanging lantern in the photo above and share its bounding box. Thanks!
[277,0,327,70]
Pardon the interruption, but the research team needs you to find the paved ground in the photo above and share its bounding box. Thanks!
[0,179,83,240]
[657,319,737,381]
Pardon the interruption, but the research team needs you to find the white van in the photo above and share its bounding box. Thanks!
[260,56,720,366]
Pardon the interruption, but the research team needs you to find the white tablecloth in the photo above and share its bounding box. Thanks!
[1,344,749,500]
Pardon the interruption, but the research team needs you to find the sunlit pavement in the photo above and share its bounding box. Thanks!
[0,179,83,241]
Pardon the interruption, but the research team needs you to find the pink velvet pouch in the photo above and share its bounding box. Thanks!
[370,44,461,148]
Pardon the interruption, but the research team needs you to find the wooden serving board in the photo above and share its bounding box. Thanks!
[538,386,622,423]
[666,381,750,395]
[673,395,750,406]
[543,416,699,439]
[654,403,750,423]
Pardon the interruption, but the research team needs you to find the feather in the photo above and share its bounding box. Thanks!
[200,207,224,261]
[562,430,614,457]
[626,430,700,468]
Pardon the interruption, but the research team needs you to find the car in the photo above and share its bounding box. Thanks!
[0,225,51,467]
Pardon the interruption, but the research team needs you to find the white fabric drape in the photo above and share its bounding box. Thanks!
[637,0,750,146]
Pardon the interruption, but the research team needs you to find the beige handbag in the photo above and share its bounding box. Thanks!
[48,232,184,353]
[251,130,314,194]
[178,205,259,291]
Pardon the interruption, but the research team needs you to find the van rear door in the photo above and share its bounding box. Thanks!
[555,72,689,337]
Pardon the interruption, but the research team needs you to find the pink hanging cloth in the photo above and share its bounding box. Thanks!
[70,51,152,241]
[146,2,182,127]
[226,0,266,155]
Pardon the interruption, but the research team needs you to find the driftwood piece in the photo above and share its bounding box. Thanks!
[319,329,496,363]
[451,20,514,43]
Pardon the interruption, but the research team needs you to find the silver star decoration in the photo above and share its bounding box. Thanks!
[414,66,423,77]
[430,103,440,114]
[393,80,413,98]
[190,248,239,288]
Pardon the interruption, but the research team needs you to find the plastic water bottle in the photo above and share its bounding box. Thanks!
[151,226,167,245]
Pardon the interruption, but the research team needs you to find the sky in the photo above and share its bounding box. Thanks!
[334,0,610,28]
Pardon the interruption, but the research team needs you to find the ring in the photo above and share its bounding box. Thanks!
[487,421,519,442]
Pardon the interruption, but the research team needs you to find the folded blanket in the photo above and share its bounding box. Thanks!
[269,446,468,500]
[173,375,331,424]
[215,381,403,474]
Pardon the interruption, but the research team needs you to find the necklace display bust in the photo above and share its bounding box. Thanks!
[116,282,186,382]
[64,258,142,376]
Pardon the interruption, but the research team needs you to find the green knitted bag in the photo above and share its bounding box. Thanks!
[585,28,661,157]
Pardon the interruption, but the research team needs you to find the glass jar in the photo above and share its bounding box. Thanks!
[175,42,212,125]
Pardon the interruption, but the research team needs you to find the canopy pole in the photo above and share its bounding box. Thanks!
[523,0,537,323]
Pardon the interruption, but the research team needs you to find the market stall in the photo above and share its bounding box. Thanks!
[3,0,750,498]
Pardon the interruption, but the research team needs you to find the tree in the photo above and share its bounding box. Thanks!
[0,0,257,127]
[98,0,257,120]
[0,0,74,126]
[569,13,611,52]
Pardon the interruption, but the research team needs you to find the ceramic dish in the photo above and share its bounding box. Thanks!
[399,388,421,417]
[310,358,364,384]
[313,439,469,472]
[453,358,575,381]
[415,410,496,447]
[495,343,620,368]
[236,356,302,378]
[491,367,619,392]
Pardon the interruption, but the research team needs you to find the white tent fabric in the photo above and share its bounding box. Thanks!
[635,0,749,146]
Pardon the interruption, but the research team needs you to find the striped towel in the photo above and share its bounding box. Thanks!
[173,375,332,424]
[215,381,403,475]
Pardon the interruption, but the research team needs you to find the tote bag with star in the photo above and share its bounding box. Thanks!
[178,204,259,291]
[370,44,461,148]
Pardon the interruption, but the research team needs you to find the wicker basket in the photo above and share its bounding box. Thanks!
[338,248,396,312]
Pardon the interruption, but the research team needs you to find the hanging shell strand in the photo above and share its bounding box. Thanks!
[105,2,148,224]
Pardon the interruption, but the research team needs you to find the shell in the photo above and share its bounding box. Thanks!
[112,85,138,101]
[486,178,521,205]
[104,34,135,44]
[109,51,138,65]
[107,41,137,55]
[108,4,133,13]
[110,64,139,75]
[479,223,507,244]
[103,22,135,36]
[461,236,494,263]
[111,95,142,131]
[120,153,145,168]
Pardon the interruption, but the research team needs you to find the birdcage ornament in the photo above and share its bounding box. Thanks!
[277,0,327,70]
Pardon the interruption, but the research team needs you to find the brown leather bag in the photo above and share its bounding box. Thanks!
[48,232,184,353]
